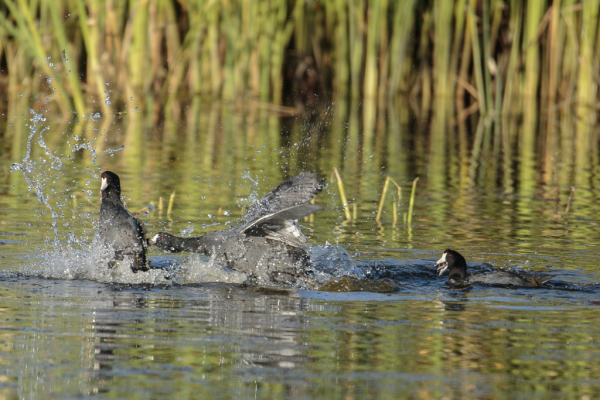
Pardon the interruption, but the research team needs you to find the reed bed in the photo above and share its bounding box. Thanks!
[2,0,600,231]
[0,0,599,122]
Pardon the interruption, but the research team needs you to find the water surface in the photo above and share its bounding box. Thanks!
[1,99,600,398]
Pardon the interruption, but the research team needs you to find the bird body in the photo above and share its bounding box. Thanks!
[150,172,323,283]
[99,171,149,272]
[435,249,554,287]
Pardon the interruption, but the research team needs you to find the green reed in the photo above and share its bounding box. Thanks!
[0,0,599,131]
[332,167,351,221]
[376,176,401,223]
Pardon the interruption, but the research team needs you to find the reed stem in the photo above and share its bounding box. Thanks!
[332,167,351,221]
[167,192,175,216]
[376,176,402,222]
[407,177,419,227]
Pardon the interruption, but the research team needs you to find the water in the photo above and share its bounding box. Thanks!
[1,100,600,398]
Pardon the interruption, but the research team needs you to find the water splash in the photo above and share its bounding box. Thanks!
[169,254,248,285]
[308,245,363,281]
[7,112,369,288]
[71,142,98,165]
[102,145,124,154]
[37,129,63,171]
[104,90,112,106]
[10,109,60,244]
[240,170,260,206]
[180,224,194,236]
[32,238,171,284]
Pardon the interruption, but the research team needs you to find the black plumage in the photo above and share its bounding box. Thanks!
[435,249,555,287]
[99,171,149,272]
[150,172,324,283]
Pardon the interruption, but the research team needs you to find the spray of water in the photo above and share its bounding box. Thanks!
[8,108,361,288]
[10,109,61,244]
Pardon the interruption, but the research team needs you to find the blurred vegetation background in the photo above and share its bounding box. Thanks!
[1,0,599,119]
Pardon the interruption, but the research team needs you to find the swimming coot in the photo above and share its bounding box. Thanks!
[99,171,149,272]
[435,249,555,287]
[149,172,324,283]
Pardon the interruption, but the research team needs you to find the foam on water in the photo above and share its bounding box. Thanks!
[25,239,167,284]
[169,254,248,285]
[21,238,251,285]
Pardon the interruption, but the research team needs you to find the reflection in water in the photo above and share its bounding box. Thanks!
[91,295,148,376]
[0,275,600,398]
[87,284,311,396]
[436,290,470,312]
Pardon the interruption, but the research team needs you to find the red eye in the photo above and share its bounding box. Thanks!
[448,254,453,258]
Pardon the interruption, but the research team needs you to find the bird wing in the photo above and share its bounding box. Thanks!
[240,204,323,248]
[238,172,323,229]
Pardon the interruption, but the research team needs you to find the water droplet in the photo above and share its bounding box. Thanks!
[180,224,194,236]
[46,56,51,60]
[85,180,90,186]
[147,204,154,212]
[105,82,109,86]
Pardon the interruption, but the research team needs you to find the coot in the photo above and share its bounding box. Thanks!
[99,171,149,272]
[435,249,555,287]
[149,172,323,283]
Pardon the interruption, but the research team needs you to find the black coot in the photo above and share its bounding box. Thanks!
[435,249,555,287]
[99,171,149,272]
[149,172,323,283]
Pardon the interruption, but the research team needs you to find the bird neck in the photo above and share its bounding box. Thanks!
[449,263,467,281]
[181,236,207,252]
[165,236,208,254]
[102,187,122,203]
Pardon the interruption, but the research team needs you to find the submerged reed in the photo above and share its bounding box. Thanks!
[332,168,351,221]
[407,177,419,227]
[376,176,401,222]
